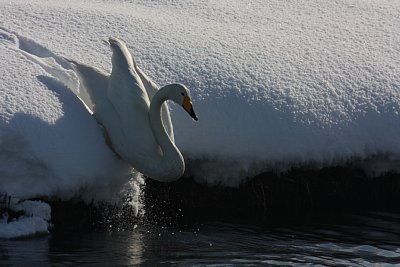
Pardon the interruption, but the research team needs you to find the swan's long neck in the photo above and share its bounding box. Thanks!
[149,85,185,181]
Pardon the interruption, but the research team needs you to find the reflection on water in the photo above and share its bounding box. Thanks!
[1,212,400,266]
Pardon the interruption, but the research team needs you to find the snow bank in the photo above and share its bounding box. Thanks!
[0,0,399,191]
[0,198,50,239]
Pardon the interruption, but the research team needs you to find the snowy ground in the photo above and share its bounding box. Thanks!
[0,198,50,238]
[1,0,400,237]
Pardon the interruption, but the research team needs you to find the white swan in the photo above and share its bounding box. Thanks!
[69,38,198,182]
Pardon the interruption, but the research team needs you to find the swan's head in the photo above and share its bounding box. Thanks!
[169,84,198,121]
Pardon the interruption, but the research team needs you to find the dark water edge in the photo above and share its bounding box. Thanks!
[2,167,400,266]
[144,166,400,228]
[48,166,400,231]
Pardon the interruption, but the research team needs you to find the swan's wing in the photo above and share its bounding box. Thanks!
[68,59,109,115]
[108,37,149,101]
[134,65,175,143]
[125,43,174,142]
[107,38,160,162]
[108,37,174,142]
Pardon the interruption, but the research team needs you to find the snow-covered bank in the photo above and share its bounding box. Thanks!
[0,197,51,239]
[1,0,400,195]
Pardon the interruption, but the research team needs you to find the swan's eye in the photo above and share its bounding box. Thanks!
[181,93,185,96]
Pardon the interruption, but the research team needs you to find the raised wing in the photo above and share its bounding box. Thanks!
[68,59,109,115]
[127,45,175,143]
[107,38,160,163]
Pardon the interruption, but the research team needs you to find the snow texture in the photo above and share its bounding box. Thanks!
[0,199,51,239]
[1,0,400,192]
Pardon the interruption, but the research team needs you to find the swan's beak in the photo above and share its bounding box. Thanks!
[182,96,198,121]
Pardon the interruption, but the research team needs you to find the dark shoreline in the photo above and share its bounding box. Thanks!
[48,166,400,231]
[144,166,400,227]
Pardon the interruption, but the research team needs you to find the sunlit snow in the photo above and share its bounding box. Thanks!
[1,0,400,237]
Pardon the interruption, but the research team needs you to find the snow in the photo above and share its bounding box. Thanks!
[0,0,399,202]
[0,198,51,239]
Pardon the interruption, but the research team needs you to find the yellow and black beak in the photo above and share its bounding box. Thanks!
[182,96,198,121]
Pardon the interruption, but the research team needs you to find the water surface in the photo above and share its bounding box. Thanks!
[1,212,400,266]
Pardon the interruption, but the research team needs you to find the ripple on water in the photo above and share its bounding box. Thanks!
[1,212,400,266]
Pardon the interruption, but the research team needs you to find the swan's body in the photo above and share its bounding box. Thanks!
[70,38,197,182]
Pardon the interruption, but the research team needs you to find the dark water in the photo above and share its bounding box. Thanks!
[1,212,400,266]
